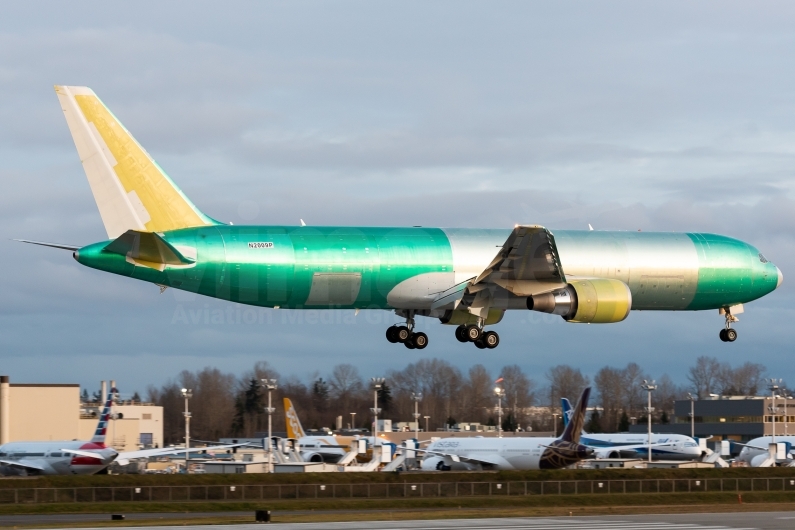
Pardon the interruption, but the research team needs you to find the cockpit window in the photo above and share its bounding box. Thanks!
[759,253,769,264]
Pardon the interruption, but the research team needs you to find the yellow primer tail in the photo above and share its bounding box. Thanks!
[54,86,216,239]
[283,398,306,439]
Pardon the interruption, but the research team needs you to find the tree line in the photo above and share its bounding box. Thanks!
[134,356,771,444]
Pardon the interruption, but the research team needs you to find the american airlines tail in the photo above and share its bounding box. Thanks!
[559,387,589,444]
[54,86,217,239]
[283,398,307,439]
[90,387,117,444]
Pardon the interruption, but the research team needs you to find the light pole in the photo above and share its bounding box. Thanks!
[411,392,423,440]
[370,378,384,449]
[552,413,559,437]
[494,386,504,438]
[350,412,356,430]
[181,388,192,472]
[687,393,696,439]
[641,380,656,463]
[261,378,277,472]
[767,378,782,443]
[424,415,430,433]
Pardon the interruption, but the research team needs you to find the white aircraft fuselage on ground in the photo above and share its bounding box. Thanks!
[737,436,795,466]
[420,388,593,471]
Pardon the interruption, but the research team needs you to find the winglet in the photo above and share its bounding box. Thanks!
[559,387,590,444]
[284,398,306,439]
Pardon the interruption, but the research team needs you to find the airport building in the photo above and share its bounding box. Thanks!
[629,395,794,443]
[0,376,163,451]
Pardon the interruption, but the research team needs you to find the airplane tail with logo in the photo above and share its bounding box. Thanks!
[559,387,590,445]
[561,397,573,428]
[54,86,218,240]
[283,398,307,439]
[90,387,117,444]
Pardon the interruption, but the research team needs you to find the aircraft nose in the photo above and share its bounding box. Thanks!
[777,266,783,288]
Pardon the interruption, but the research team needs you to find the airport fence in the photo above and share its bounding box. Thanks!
[3,477,795,504]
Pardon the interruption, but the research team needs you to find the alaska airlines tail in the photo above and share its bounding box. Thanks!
[559,387,590,445]
[54,86,217,239]
[90,387,117,444]
[283,398,306,439]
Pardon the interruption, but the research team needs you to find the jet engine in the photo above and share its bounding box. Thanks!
[300,452,324,463]
[420,456,451,471]
[527,279,632,324]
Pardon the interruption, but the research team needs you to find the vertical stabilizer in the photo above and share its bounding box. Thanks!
[54,85,216,239]
[561,398,573,428]
[283,398,306,439]
[559,387,590,444]
[91,387,117,444]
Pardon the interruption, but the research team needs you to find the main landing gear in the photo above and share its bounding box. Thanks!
[455,324,499,349]
[719,310,738,343]
[386,314,428,350]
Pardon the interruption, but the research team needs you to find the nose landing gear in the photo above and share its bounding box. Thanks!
[719,309,739,342]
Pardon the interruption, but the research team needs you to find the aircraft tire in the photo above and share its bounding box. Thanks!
[474,339,486,349]
[719,329,728,342]
[465,324,482,342]
[413,332,428,349]
[455,325,468,343]
[483,331,499,349]
[404,339,416,349]
[726,328,737,342]
[396,326,411,342]
[386,327,399,343]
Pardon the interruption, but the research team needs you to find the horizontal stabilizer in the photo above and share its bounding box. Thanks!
[104,230,194,270]
[14,239,80,251]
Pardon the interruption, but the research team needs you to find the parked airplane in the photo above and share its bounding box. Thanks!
[561,398,702,460]
[736,436,795,467]
[419,387,593,470]
[0,388,244,475]
[18,86,783,348]
[283,398,349,463]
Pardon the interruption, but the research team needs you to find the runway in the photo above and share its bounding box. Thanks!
[34,512,795,530]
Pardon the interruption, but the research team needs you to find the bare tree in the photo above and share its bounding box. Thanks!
[687,356,722,398]
[546,364,590,410]
[717,362,766,395]
[594,366,624,432]
[498,365,536,430]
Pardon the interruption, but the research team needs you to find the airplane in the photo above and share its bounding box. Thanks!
[736,436,795,467]
[17,86,783,349]
[0,387,245,475]
[283,398,349,463]
[561,397,702,460]
[419,387,593,470]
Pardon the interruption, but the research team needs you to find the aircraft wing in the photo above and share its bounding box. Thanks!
[114,443,248,465]
[472,225,567,296]
[415,447,507,467]
[0,459,45,472]
[430,225,568,310]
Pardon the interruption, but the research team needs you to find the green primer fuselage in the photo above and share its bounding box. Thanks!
[74,226,780,313]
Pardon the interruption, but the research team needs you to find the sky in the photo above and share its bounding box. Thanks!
[1,1,794,397]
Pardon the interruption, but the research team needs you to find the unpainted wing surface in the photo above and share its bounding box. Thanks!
[0,459,45,471]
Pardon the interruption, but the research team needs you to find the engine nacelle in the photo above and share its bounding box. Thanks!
[420,456,451,471]
[300,451,324,463]
[527,279,631,324]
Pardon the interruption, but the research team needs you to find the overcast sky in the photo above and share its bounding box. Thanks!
[1,1,794,397]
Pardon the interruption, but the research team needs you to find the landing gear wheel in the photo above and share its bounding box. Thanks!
[455,325,468,343]
[483,331,499,349]
[725,328,737,342]
[396,326,411,343]
[386,326,399,343]
[719,329,728,342]
[412,332,428,349]
[474,339,486,349]
[465,324,482,342]
[404,338,416,349]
